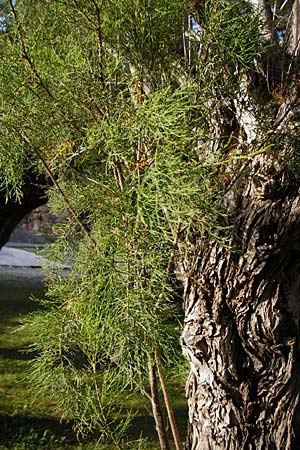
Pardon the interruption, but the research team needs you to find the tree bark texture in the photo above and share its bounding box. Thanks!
[179,2,300,442]
[288,0,300,56]
[179,153,300,449]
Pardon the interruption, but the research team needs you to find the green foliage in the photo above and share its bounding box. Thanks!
[0,0,271,446]
[202,0,263,68]
[101,0,187,76]
[193,0,265,108]
[0,282,170,449]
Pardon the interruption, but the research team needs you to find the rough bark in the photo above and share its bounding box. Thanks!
[179,152,300,449]
[288,0,300,56]
[178,2,300,444]
[0,173,47,249]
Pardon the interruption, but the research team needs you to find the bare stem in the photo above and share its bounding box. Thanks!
[156,354,183,450]
[148,360,170,450]
[91,0,104,84]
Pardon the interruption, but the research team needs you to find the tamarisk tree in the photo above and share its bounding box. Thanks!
[179,1,300,449]
[1,0,300,449]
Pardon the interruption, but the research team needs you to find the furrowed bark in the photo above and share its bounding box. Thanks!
[177,4,300,441]
[179,152,300,449]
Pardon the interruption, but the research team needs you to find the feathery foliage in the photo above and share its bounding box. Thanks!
[0,0,270,447]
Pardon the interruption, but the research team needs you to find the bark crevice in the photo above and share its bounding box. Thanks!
[180,162,300,449]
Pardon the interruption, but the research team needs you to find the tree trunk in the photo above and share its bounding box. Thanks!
[180,153,300,449]
[288,0,300,56]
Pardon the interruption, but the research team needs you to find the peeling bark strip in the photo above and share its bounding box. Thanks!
[179,154,300,449]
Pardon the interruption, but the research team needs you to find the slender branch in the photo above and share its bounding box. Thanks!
[19,130,97,250]
[291,0,300,55]
[91,0,104,84]
[156,354,183,450]
[70,0,107,84]
[91,362,123,450]
[113,159,124,191]
[113,359,152,402]
[70,0,97,29]
[182,23,188,67]
[148,360,170,450]
[9,0,54,99]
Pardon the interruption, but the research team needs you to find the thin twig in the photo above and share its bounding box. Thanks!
[9,0,54,99]
[156,353,183,450]
[19,130,97,250]
[113,159,124,191]
[148,360,170,450]
[91,362,123,450]
[91,0,104,84]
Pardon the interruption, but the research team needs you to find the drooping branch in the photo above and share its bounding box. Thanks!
[19,130,97,250]
[9,0,54,99]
